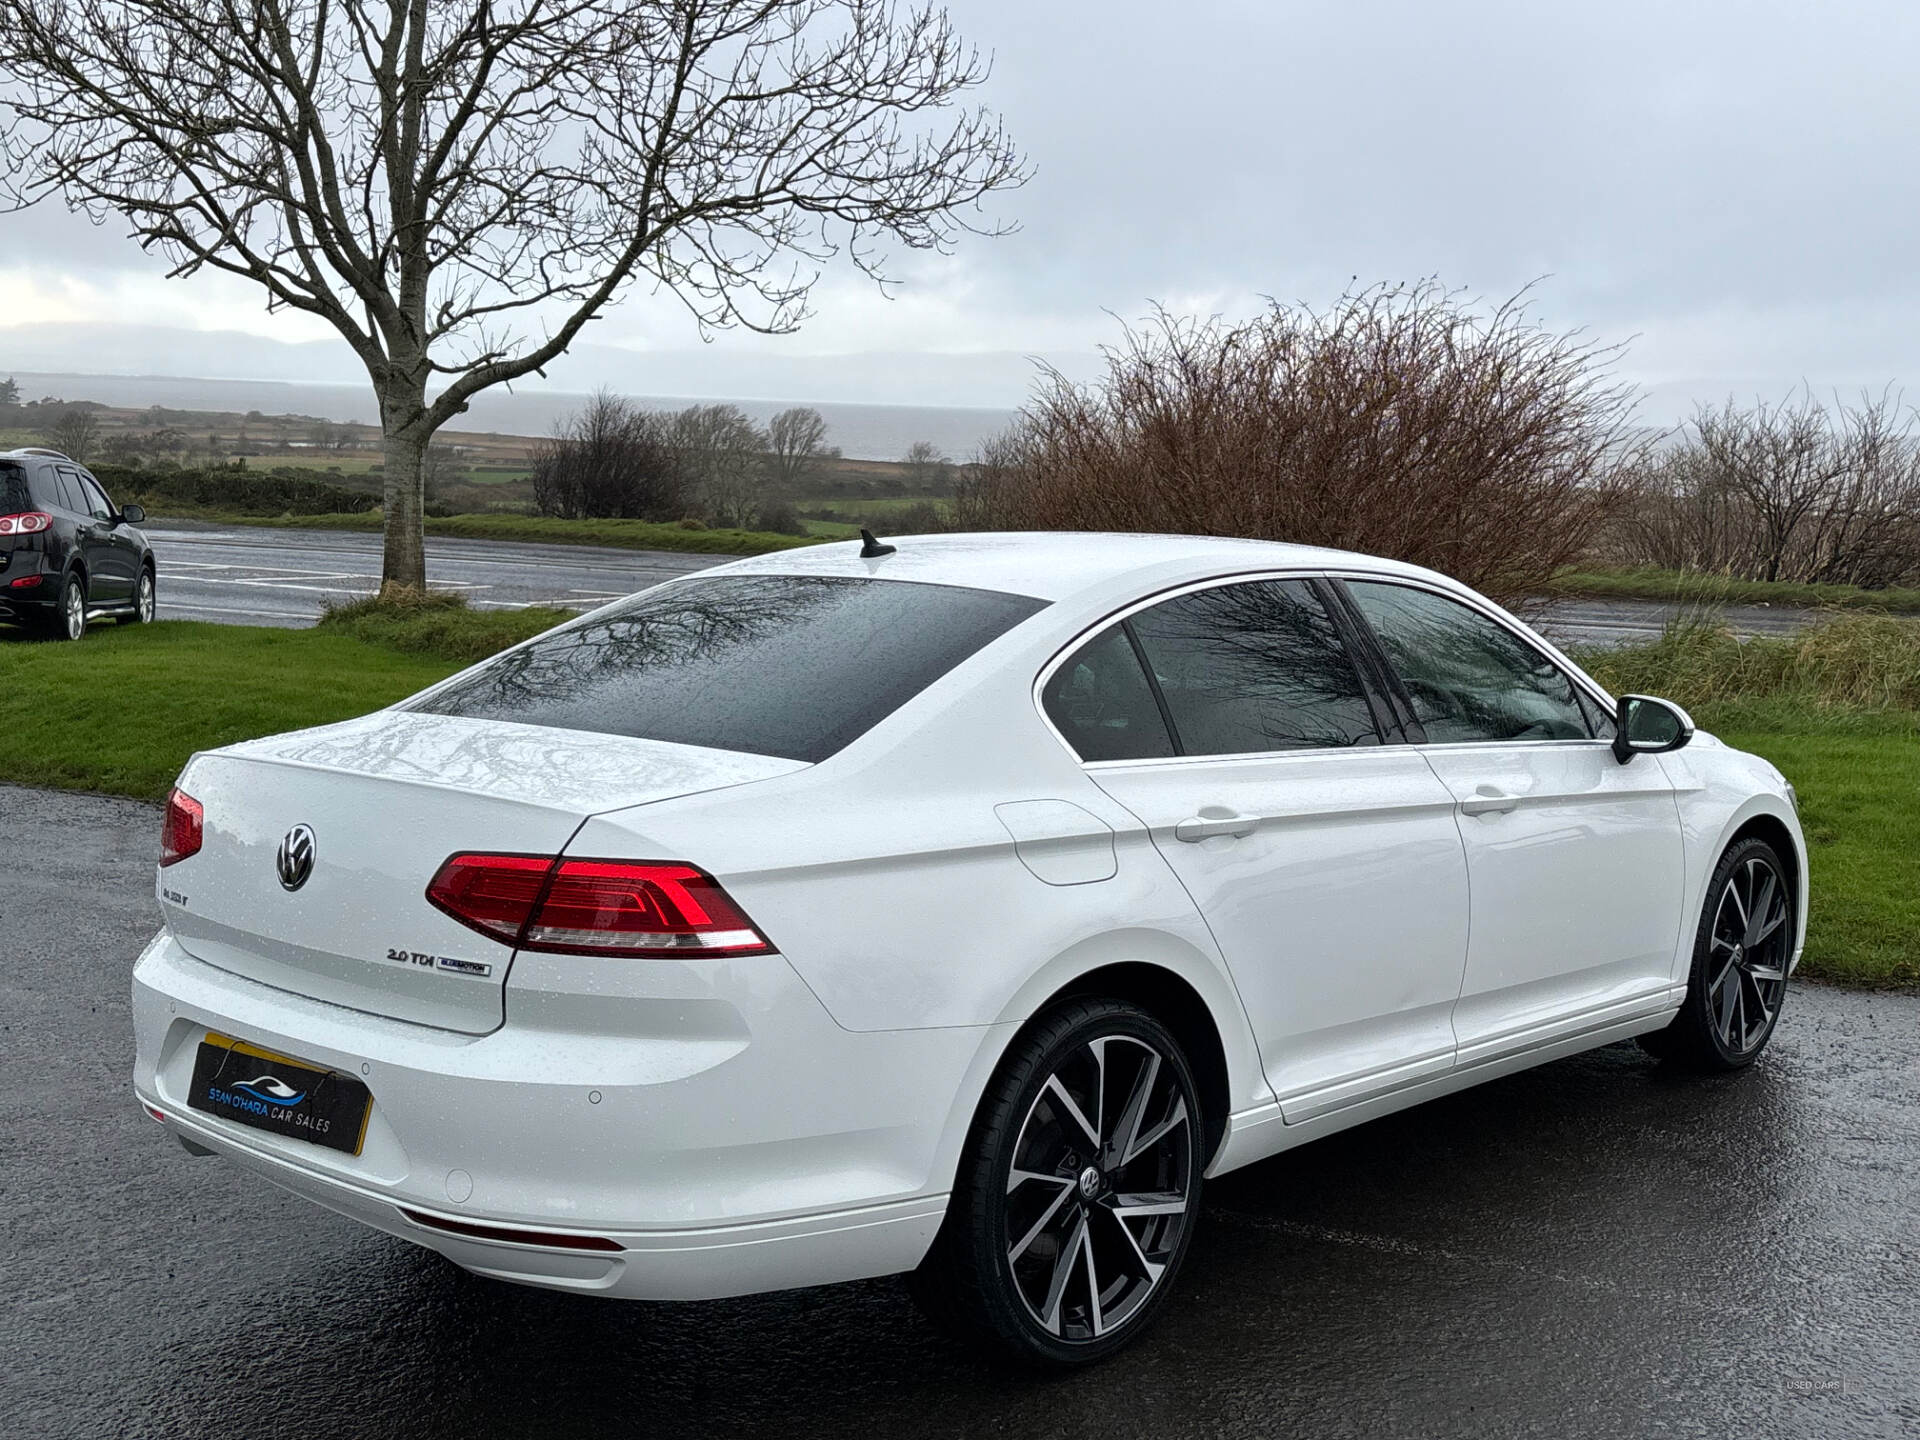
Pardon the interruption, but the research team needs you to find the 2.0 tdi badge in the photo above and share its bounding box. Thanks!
[276,824,317,892]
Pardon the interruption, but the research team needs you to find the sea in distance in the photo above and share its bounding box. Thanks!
[13,372,1017,464]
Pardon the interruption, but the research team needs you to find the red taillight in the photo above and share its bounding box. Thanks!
[0,511,53,535]
[161,788,203,867]
[426,854,771,957]
[8,574,42,589]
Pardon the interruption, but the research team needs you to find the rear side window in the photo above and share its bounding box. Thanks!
[0,466,28,515]
[1042,625,1176,762]
[1128,579,1382,755]
[411,575,1048,762]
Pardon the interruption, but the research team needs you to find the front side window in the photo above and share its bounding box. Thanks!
[412,575,1047,763]
[71,470,114,521]
[1127,579,1381,755]
[1344,581,1594,744]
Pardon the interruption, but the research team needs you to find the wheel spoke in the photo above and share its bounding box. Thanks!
[1008,1166,1074,1196]
[1109,1050,1160,1166]
[1037,1208,1087,1335]
[1716,966,1739,1043]
[1727,874,1750,932]
[1081,1219,1105,1337]
[1104,1204,1166,1283]
[1123,1097,1189,1166]
[1747,963,1785,984]
[1008,1179,1077,1263]
[1109,1190,1188,1218]
[1044,1074,1101,1151]
[1744,870,1777,947]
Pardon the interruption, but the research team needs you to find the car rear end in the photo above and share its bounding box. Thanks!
[131,571,1053,1299]
[0,459,60,628]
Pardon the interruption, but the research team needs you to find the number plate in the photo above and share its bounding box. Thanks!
[186,1033,372,1156]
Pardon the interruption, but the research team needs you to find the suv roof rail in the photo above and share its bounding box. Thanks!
[9,447,72,460]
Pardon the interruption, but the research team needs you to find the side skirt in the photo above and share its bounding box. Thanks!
[1206,1006,1682,1178]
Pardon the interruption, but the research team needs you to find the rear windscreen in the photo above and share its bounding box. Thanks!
[0,466,28,515]
[409,574,1049,762]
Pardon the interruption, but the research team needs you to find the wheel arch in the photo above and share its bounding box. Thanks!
[1703,796,1809,969]
[931,934,1265,1191]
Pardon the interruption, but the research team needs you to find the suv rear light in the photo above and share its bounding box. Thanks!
[161,788,204,866]
[0,512,53,535]
[426,854,772,957]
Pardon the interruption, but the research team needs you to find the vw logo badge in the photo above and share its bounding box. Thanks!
[277,824,317,892]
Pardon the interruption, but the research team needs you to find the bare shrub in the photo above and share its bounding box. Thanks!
[1617,392,1920,588]
[955,282,1642,607]
[670,404,768,529]
[532,391,687,521]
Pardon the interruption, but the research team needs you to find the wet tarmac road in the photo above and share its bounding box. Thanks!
[3,784,1916,1439]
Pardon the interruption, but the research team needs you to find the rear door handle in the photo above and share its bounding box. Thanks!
[1174,810,1258,843]
[1459,786,1519,816]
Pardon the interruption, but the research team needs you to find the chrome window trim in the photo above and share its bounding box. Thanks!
[1030,566,1619,768]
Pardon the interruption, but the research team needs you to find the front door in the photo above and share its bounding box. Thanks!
[1042,577,1471,1123]
[1339,579,1687,1063]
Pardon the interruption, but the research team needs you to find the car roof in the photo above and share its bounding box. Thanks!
[715,530,1457,604]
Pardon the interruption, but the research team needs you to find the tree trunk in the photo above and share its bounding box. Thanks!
[380,410,431,593]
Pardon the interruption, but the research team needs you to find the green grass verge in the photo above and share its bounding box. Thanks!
[0,621,463,800]
[154,508,828,555]
[1582,614,1920,989]
[315,590,574,664]
[1551,565,1920,614]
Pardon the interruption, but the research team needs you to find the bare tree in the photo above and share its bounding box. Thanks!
[47,405,101,464]
[1617,390,1920,587]
[957,283,1645,608]
[765,407,833,492]
[532,390,687,520]
[0,2,1022,590]
[671,403,766,528]
[902,439,952,490]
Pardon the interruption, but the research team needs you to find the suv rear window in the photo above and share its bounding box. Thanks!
[0,465,28,516]
[410,575,1049,762]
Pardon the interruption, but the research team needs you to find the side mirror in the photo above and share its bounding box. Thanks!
[1612,694,1695,764]
[119,504,146,526]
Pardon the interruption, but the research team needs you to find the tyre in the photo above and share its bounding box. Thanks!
[910,997,1203,1367]
[1640,836,1793,1071]
[125,567,156,624]
[44,570,87,641]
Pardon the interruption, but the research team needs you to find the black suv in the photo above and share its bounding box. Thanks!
[0,448,155,641]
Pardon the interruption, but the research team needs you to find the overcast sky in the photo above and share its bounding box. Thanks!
[5,0,1919,419]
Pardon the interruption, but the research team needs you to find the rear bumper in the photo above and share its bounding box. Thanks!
[133,930,1011,1299]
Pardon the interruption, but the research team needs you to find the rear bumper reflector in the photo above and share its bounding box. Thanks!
[400,1207,625,1252]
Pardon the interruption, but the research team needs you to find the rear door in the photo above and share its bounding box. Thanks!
[67,467,133,600]
[1048,576,1472,1123]
[1337,578,1687,1063]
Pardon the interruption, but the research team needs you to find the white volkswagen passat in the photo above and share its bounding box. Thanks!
[132,532,1806,1365]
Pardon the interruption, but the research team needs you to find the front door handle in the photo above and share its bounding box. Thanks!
[1174,810,1258,843]
[1459,786,1519,816]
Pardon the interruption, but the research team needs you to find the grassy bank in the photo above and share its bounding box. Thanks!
[154,508,831,555]
[1551,565,1920,614]
[1581,614,1920,989]
[0,622,464,799]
